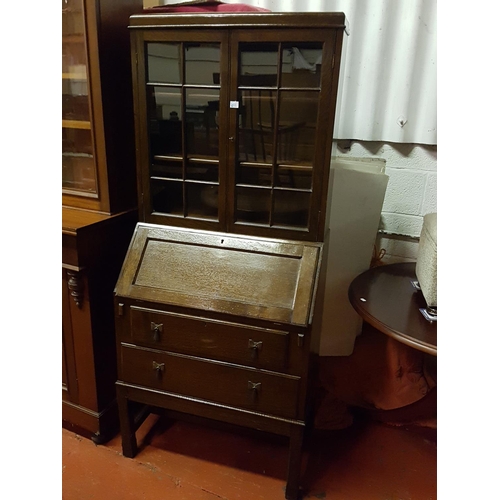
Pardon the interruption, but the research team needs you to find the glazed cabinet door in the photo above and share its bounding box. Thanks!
[133,30,230,230]
[62,0,99,197]
[130,21,342,241]
[227,29,337,241]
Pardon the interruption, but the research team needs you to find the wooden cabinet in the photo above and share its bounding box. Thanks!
[62,0,142,441]
[115,224,323,499]
[116,10,347,499]
[130,12,346,242]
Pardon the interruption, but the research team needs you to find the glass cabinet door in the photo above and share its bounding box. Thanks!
[62,0,97,194]
[132,25,337,239]
[143,35,227,224]
[234,40,324,233]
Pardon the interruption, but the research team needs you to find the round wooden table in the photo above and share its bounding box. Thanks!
[348,262,437,356]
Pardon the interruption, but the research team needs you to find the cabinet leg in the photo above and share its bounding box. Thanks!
[285,425,304,500]
[117,395,138,458]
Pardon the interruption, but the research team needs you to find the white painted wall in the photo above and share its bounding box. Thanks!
[159,0,437,145]
[334,140,437,262]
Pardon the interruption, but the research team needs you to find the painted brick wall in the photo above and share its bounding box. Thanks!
[334,140,437,263]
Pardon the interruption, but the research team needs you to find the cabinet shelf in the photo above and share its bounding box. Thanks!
[62,34,85,44]
[62,72,87,81]
[151,176,218,186]
[63,119,91,130]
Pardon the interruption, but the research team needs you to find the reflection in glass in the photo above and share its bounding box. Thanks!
[148,86,182,156]
[275,166,312,189]
[62,77,89,121]
[151,159,183,180]
[185,89,220,157]
[281,43,322,88]
[187,183,218,220]
[273,190,310,228]
[62,128,96,192]
[62,0,86,73]
[278,91,319,164]
[185,43,221,85]
[236,187,271,225]
[63,127,93,156]
[147,43,181,84]
[186,160,218,182]
[240,43,278,87]
[238,90,276,163]
[62,0,97,193]
[151,178,183,216]
[61,128,96,193]
[62,154,96,192]
[237,165,272,186]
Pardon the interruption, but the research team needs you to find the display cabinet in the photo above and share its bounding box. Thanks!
[62,0,142,442]
[116,10,347,499]
[130,12,347,242]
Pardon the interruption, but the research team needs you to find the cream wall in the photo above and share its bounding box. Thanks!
[335,140,437,263]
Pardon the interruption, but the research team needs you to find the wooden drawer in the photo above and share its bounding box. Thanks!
[120,344,300,419]
[129,306,290,372]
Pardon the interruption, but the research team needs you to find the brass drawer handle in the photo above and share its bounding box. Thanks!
[152,361,165,379]
[248,381,261,391]
[248,339,263,359]
[151,322,163,342]
[248,380,261,403]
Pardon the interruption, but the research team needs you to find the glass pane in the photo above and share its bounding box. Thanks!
[238,90,276,163]
[278,91,319,165]
[275,165,312,189]
[239,43,278,87]
[237,165,272,187]
[62,75,89,121]
[62,127,93,156]
[62,0,86,73]
[62,0,97,194]
[186,160,218,182]
[273,190,310,228]
[151,179,184,216]
[151,159,183,180]
[235,187,271,225]
[281,43,323,88]
[148,86,182,156]
[62,153,96,192]
[62,127,95,191]
[187,183,218,220]
[147,43,181,84]
[185,43,221,85]
[185,89,220,157]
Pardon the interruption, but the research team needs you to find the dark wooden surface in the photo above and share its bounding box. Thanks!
[115,225,322,500]
[129,12,347,29]
[348,262,437,356]
[115,224,322,326]
[62,209,137,442]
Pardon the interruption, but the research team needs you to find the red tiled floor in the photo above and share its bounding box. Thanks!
[62,415,436,499]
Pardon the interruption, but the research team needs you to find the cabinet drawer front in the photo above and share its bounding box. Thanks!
[130,307,289,371]
[120,345,300,419]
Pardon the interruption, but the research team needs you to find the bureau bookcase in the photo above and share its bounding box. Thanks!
[115,11,347,499]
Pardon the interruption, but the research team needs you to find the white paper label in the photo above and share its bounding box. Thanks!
[230,100,240,109]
